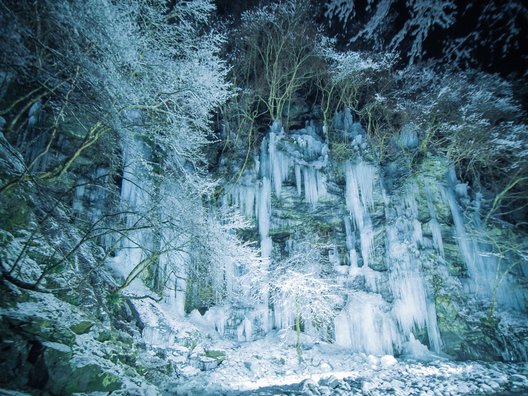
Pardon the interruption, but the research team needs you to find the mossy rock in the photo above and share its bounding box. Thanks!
[205,350,226,363]
[69,320,94,335]
[442,243,466,276]
[5,315,76,346]
[0,189,31,233]
[199,350,226,371]
[435,294,459,323]
[435,294,504,360]
[98,333,114,345]
[62,364,122,393]
[331,143,355,163]
[55,289,82,306]
[368,228,388,271]
[0,282,31,308]
[116,331,134,346]
[417,156,449,181]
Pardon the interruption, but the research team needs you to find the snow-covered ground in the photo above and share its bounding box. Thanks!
[157,329,528,396]
[118,286,528,396]
[1,283,527,396]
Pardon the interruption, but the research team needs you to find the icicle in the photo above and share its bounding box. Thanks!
[303,167,319,204]
[204,306,227,337]
[344,161,376,267]
[334,310,351,346]
[349,249,358,268]
[258,177,272,258]
[240,185,256,218]
[237,317,253,342]
[387,224,428,334]
[425,185,444,257]
[442,169,526,310]
[118,137,152,283]
[258,177,271,242]
[443,177,484,292]
[316,171,327,199]
[344,216,355,254]
[356,162,376,210]
[295,164,302,196]
[227,173,257,219]
[426,302,442,352]
[273,300,295,330]
[269,130,290,197]
[175,277,186,317]
[413,219,423,246]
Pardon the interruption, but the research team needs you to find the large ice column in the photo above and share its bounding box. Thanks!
[387,183,442,352]
[269,124,290,197]
[203,306,227,337]
[273,300,295,331]
[257,177,272,259]
[118,137,193,313]
[121,138,149,213]
[303,167,319,204]
[344,161,376,267]
[256,130,273,259]
[237,317,253,342]
[334,292,400,355]
[225,172,257,219]
[294,164,302,197]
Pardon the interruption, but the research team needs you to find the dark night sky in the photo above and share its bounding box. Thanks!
[215,0,527,80]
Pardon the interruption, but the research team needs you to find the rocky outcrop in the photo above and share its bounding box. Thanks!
[0,283,158,394]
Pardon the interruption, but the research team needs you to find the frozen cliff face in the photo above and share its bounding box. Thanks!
[215,112,528,361]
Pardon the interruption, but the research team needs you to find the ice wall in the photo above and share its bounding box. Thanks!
[336,159,442,354]
[443,167,526,311]
[219,113,527,358]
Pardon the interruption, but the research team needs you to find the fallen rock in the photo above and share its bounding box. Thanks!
[319,375,341,389]
[380,355,397,367]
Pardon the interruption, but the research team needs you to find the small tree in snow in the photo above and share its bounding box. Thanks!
[270,251,339,359]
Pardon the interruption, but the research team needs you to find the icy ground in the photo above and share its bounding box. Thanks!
[128,291,528,396]
[158,331,528,396]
